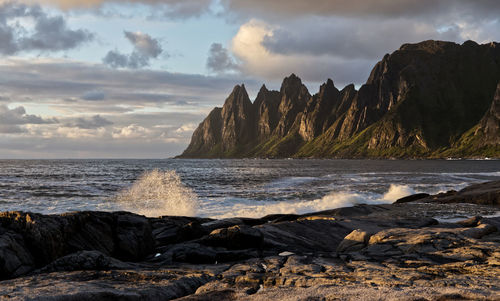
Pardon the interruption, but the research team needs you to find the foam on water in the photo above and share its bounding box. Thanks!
[2,159,499,218]
[381,184,416,202]
[205,184,416,219]
[115,169,198,217]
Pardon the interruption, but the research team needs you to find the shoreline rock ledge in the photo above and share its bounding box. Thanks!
[1,181,500,300]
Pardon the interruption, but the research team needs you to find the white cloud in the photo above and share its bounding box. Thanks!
[174,123,197,134]
[112,124,151,139]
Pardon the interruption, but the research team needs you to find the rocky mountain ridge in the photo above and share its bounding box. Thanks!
[180,40,500,158]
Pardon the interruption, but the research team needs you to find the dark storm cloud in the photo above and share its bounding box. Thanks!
[0,2,93,55]
[103,31,163,69]
[220,0,500,19]
[206,43,238,73]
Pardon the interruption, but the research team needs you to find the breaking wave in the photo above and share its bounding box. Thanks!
[382,184,416,202]
[208,184,416,219]
[115,169,198,217]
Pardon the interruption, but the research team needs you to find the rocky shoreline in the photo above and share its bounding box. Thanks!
[0,181,499,300]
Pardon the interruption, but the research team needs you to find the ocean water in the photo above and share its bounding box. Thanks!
[0,159,499,219]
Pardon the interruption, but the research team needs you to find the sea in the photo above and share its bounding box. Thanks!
[0,159,499,219]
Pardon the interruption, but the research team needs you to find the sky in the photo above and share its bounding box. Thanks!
[0,0,499,158]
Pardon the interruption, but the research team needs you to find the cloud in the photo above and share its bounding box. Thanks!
[64,115,113,129]
[0,2,93,55]
[206,43,239,73]
[0,124,25,133]
[174,123,197,134]
[103,31,163,69]
[112,124,150,139]
[11,0,213,18]
[125,31,162,58]
[0,104,57,125]
[0,104,58,133]
[226,14,500,86]
[0,57,260,108]
[81,90,106,101]
[0,57,263,158]
[261,17,461,60]
[220,0,500,19]
[213,0,500,86]
[229,19,373,85]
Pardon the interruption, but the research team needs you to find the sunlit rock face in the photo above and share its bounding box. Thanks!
[180,40,500,158]
[475,82,500,145]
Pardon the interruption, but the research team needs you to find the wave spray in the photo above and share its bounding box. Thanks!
[116,169,198,217]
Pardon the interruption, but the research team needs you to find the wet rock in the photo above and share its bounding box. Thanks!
[152,217,208,246]
[200,225,263,250]
[114,213,154,261]
[423,180,500,205]
[166,243,217,264]
[258,218,350,253]
[394,193,430,204]
[0,231,34,279]
[460,223,497,239]
[0,269,213,301]
[337,229,371,253]
[35,250,134,274]
[456,216,483,227]
[175,289,237,301]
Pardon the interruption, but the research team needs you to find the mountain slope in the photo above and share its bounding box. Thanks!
[179,40,500,159]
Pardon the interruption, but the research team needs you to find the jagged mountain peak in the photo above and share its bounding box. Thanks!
[224,84,251,107]
[180,40,500,159]
[398,40,457,53]
[280,73,307,94]
[319,79,337,94]
[230,83,247,96]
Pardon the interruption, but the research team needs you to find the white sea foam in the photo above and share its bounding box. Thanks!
[115,169,198,217]
[206,184,416,219]
[207,191,367,219]
[381,184,415,202]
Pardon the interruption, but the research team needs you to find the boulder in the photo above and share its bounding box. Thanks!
[200,225,263,250]
[114,213,154,261]
[394,193,430,204]
[337,229,372,253]
[0,231,34,279]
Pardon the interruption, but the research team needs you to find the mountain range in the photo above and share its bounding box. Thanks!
[179,40,500,158]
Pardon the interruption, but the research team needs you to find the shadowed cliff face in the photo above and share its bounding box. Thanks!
[180,40,500,158]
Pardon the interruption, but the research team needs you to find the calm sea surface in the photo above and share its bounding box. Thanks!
[0,159,499,218]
